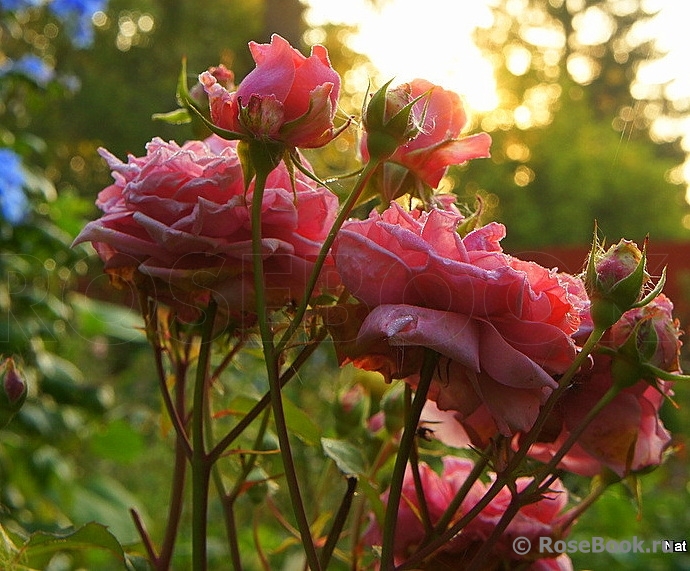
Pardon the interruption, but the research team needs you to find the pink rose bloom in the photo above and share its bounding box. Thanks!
[331,203,586,436]
[361,78,492,189]
[73,135,339,320]
[365,456,573,570]
[200,34,341,149]
[527,295,680,477]
[363,457,488,564]
[527,355,673,477]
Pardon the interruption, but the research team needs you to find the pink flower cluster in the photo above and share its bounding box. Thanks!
[365,457,573,570]
[74,135,338,320]
[74,33,685,569]
[331,203,587,436]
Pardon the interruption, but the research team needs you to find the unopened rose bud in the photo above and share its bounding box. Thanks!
[0,358,27,428]
[380,381,405,435]
[608,294,683,389]
[334,384,370,437]
[611,294,681,373]
[363,80,426,161]
[585,237,648,330]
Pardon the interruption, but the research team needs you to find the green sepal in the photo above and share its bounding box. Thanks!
[176,58,245,141]
[151,107,192,125]
[237,140,255,194]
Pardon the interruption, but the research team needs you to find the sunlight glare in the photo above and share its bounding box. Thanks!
[304,0,499,114]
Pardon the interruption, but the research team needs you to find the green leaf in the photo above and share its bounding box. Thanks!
[68,292,145,343]
[321,437,367,476]
[0,524,21,570]
[89,419,145,464]
[227,395,322,446]
[282,397,322,446]
[21,523,126,569]
[70,475,150,545]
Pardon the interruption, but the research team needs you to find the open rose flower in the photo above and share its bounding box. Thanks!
[365,456,573,570]
[329,203,587,436]
[526,355,674,477]
[200,34,341,149]
[361,78,491,199]
[73,135,339,321]
[527,296,681,477]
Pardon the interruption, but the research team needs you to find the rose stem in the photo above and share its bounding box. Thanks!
[190,298,217,571]
[399,327,606,569]
[275,158,381,355]
[250,157,322,571]
[380,349,440,569]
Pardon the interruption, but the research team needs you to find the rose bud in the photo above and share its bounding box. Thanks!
[0,357,27,428]
[334,383,370,437]
[585,237,649,330]
[362,80,425,161]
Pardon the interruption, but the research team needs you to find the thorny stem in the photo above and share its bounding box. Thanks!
[207,326,327,464]
[319,476,358,569]
[464,475,560,571]
[146,299,192,459]
[190,299,217,571]
[430,446,491,537]
[408,388,432,535]
[157,357,189,570]
[250,164,322,570]
[380,349,440,570]
[275,159,381,355]
[213,408,272,570]
[130,508,157,564]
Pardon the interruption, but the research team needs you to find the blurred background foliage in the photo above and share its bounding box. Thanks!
[1,0,689,568]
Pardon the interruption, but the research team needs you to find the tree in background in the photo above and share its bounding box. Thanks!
[455,0,689,248]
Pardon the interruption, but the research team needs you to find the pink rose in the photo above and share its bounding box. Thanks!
[526,355,673,477]
[363,457,488,564]
[365,456,573,570]
[330,203,586,435]
[526,296,680,477]
[73,135,339,321]
[361,78,492,189]
[200,34,341,149]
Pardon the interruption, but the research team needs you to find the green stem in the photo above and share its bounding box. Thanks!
[215,408,271,570]
[207,326,327,464]
[533,384,620,484]
[250,166,321,571]
[191,299,217,571]
[431,446,491,536]
[381,349,439,570]
[319,476,358,569]
[158,358,189,570]
[509,327,606,469]
[275,159,381,355]
[409,440,432,535]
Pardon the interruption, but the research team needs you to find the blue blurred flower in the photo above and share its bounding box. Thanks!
[0,54,56,86]
[48,0,108,48]
[0,0,42,11]
[0,149,29,225]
